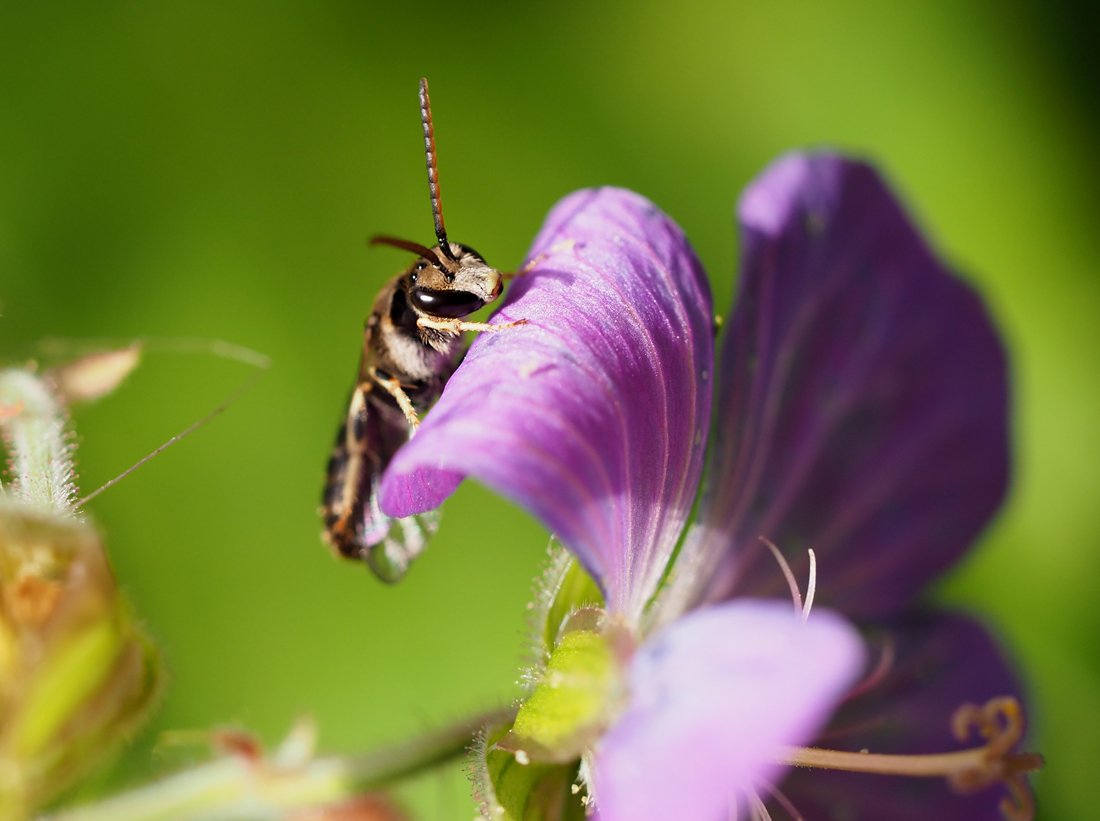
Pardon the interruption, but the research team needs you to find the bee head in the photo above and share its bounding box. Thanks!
[406,243,502,319]
[370,235,503,320]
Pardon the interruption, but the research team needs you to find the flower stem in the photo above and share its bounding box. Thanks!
[46,710,511,821]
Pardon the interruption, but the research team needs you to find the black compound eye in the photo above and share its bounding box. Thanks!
[409,287,485,319]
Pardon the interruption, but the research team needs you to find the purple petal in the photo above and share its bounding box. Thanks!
[379,188,713,617]
[775,611,1028,820]
[693,153,1009,617]
[594,601,864,821]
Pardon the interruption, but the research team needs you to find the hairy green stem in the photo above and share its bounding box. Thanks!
[47,710,512,821]
[0,369,75,514]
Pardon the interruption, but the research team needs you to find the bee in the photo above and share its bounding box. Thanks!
[321,78,523,583]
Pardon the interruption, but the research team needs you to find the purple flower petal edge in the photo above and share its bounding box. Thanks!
[595,601,864,821]
[693,153,1009,618]
[379,188,713,618]
[777,610,1026,820]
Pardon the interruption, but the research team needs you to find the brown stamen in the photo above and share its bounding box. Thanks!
[949,698,1043,821]
[776,697,1043,821]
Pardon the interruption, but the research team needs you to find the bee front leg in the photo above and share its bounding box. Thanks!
[367,367,421,429]
[417,316,528,334]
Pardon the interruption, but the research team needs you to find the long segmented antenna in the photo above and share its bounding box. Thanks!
[369,235,444,268]
[419,77,457,263]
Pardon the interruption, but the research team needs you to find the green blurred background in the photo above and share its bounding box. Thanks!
[1,2,1096,817]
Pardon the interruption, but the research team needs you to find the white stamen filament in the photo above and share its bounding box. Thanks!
[759,537,817,621]
[801,548,816,622]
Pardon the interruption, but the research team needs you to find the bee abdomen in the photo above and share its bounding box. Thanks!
[321,419,366,560]
[320,382,421,571]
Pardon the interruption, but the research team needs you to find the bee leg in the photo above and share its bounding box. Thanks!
[367,367,421,429]
[417,316,529,334]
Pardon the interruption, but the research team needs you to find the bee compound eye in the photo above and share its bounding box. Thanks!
[409,287,485,319]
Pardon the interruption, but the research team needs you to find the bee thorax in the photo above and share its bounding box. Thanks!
[379,320,462,381]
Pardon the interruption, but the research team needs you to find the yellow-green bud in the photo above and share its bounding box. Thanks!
[0,354,158,819]
[0,502,160,819]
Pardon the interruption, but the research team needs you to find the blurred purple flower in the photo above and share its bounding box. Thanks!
[379,154,1039,819]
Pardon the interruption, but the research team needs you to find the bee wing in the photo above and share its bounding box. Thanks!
[362,477,439,583]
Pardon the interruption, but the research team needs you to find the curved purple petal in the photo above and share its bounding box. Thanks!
[775,610,1028,820]
[594,601,864,821]
[692,153,1009,618]
[379,188,713,618]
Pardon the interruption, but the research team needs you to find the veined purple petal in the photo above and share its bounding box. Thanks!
[775,611,1026,820]
[379,188,713,618]
[594,601,864,821]
[691,153,1009,618]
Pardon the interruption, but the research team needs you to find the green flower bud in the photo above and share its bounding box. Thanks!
[0,355,159,817]
[0,501,160,818]
[511,623,617,760]
[471,551,625,819]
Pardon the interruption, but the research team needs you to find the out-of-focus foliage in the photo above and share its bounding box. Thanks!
[0,2,1094,817]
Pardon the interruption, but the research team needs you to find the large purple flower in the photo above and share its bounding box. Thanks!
[379,154,1041,819]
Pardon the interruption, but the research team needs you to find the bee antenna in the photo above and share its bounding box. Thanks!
[369,235,444,267]
[419,77,458,263]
